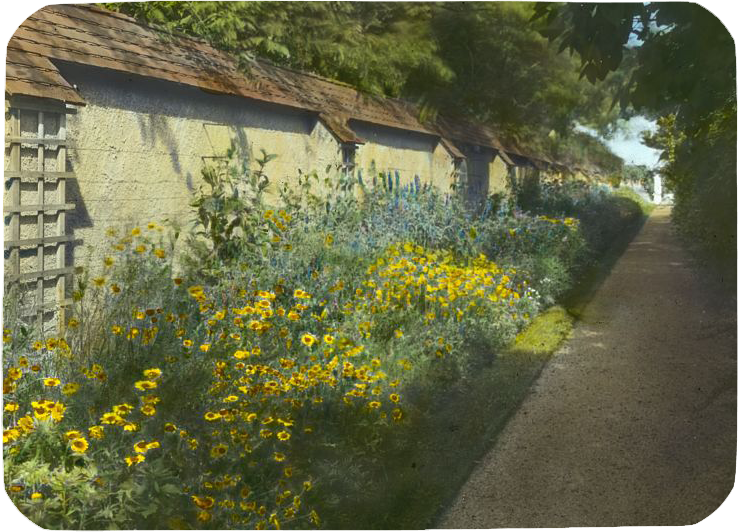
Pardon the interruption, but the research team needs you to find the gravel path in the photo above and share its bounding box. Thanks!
[439,207,736,527]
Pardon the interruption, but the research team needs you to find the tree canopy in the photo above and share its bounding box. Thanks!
[534,2,736,275]
[102,2,624,169]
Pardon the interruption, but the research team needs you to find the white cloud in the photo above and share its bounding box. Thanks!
[576,117,662,168]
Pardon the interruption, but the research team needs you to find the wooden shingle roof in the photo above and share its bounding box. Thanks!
[6,4,552,164]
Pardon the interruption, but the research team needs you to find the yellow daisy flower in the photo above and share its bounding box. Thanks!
[70,437,89,454]
[143,368,161,379]
[300,333,318,347]
[210,444,228,458]
[125,454,145,466]
[64,430,83,441]
[62,382,80,396]
[134,380,157,391]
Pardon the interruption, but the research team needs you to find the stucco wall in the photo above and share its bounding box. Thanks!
[489,155,510,195]
[50,63,342,269]
[458,147,514,204]
[351,121,456,192]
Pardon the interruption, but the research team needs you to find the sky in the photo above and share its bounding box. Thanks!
[577,116,663,169]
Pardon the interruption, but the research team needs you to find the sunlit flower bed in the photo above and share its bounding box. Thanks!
[3,233,544,528]
[3,162,632,529]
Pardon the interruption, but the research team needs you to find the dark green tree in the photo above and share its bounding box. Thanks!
[534,2,736,274]
[102,1,452,97]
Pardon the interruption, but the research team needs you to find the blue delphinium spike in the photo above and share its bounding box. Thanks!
[358,169,363,186]
[395,171,400,191]
[387,171,393,192]
[414,174,420,190]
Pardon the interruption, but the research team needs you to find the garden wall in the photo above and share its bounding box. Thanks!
[54,62,340,268]
[3,65,463,328]
[350,121,456,190]
[55,62,461,269]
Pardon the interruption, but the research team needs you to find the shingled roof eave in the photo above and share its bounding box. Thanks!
[7,4,584,172]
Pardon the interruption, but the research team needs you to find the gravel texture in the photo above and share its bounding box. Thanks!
[439,207,736,527]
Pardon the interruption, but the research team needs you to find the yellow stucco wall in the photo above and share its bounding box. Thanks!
[351,121,456,193]
[47,66,341,271]
[488,155,510,195]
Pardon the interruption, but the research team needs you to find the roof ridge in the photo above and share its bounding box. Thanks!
[73,5,421,116]
[253,58,421,112]
[71,4,214,48]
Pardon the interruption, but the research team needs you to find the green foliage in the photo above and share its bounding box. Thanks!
[510,305,573,356]
[533,1,735,119]
[407,2,581,133]
[403,2,630,147]
[613,187,655,218]
[187,144,274,273]
[535,2,736,278]
[647,109,737,273]
[102,1,452,98]
[5,442,184,529]
[549,130,624,175]
[4,148,645,529]
[101,1,629,172]
[622,164,654,197]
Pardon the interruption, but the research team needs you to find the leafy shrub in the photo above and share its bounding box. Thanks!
[3,151,645,529]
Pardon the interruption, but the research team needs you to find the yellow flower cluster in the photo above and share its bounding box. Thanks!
[3,231,538,529]
[364,242,530,318]
[158,274,423,526]
[3,396,69,446]
[538,214,580,227]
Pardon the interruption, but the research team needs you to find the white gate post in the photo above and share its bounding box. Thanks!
[653,173,663,204]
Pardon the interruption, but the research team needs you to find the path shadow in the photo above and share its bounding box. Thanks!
[562,205,652,320]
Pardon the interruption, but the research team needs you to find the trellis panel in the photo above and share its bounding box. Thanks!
[4,100,76,332]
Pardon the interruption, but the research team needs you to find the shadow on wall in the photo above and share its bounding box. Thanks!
[54,60,307,261]
[64,150,92,273]
[463,148,493,202]
[54,59,320,177]
[135,112,183,175]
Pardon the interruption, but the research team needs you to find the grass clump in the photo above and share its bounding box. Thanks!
[509,305,574,356]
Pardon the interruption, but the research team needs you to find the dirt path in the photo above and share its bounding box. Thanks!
[439,206,736,527]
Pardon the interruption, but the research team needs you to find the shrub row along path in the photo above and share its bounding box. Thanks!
[439,206,736,527]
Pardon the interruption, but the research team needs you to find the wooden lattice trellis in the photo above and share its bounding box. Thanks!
[5,97,76,332]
